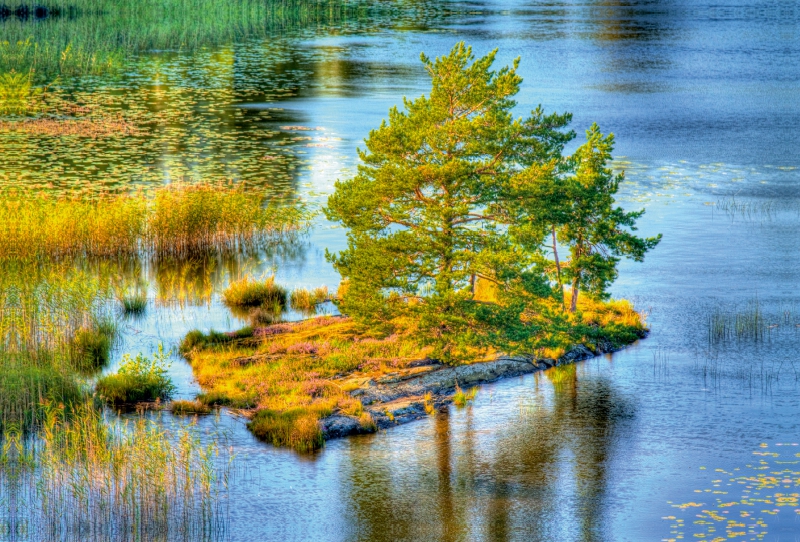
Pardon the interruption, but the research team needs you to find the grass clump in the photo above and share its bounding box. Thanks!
[453,382,477,407]
[222,276,287,308]
[96,346,175,405]
[179,326,255,355]
[171,399,211,415]
[289,286,330,311]
[423,392,435,416]
[120,291,147,315]
[70,318,117,370]
[248,408,324,453]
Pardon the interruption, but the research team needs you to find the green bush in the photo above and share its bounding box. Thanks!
[96,346,176,404]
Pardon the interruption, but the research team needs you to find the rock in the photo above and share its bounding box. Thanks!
[320,415,371,439]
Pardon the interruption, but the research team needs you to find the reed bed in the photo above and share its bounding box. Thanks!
[1,183,309,261]
[1,0,367,79]
[0,405,230,541]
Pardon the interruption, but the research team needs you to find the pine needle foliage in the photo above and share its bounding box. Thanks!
[326,42,659,361]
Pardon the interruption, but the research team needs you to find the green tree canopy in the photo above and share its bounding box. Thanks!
[326,42,659,360]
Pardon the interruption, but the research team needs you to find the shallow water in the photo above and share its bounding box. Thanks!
[5,0,800,540]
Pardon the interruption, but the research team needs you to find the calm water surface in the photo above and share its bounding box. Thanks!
[6,1,800,540]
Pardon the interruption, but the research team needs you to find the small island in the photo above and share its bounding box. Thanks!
[178,43,660,452]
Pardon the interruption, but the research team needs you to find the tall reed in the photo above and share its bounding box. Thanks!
[0,183,309,261]
[1,404,230,540]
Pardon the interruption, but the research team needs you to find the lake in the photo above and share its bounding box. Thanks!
[3,0,800,540]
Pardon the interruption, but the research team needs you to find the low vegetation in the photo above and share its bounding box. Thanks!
[290,286,330,311]
[171,399,212,415]
[182,294,646,451]
[120,291,147,314]
[95,346,176,404]
[1,404,229,540]
[69,318,117,369]
[222,275,287,309]
[453,382,477,407]
[1,183,309,261]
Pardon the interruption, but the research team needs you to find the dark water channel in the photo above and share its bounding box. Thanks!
[6,0,800,540]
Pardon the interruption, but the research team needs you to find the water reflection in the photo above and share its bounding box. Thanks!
[340,365,635,542]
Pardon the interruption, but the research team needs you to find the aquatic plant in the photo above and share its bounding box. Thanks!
[179,326,255,354]
[290,286,330,311]
[95,346,176,404]
[0,404,230,540]
[120,290,147,315]
[69,317,117,369]
[453,382,477,407]
[171,399,212,415]
[222,275,287,308]
[0,184,309,261]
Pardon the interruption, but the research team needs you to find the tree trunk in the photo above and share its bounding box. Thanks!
[551,226,563,307]
[569,275,580,313]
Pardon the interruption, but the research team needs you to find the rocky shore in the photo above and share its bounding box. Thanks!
[319,337,637,440]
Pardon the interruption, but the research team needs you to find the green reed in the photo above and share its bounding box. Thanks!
[1,0,368,80]
[707,300,766,344]
[1,404,230,540]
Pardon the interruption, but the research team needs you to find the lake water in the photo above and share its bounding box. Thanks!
[5,0,800,540]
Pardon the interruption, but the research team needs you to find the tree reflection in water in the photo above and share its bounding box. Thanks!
[340,362,636,542]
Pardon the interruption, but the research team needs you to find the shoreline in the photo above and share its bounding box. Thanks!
[318,335,644,441]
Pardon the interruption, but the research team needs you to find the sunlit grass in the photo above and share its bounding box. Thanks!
[222,275,287,309]
[184,316,429,450]
[0,183,309,261]
[290,286,330,311]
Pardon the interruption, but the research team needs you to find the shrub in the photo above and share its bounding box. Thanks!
[222,276,287,308]
[96,346,176,404]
